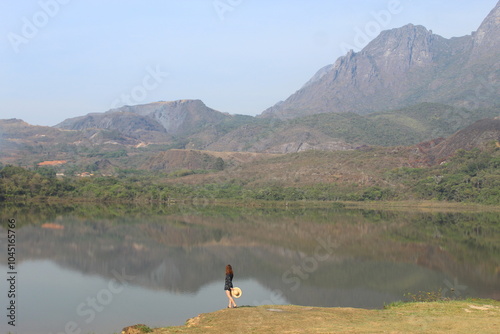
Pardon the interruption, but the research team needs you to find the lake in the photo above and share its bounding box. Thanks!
[0,203,499,334]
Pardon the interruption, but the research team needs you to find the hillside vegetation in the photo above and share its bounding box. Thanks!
[2,104,498,172]
[203,104,499,151]
[1,142,498,205]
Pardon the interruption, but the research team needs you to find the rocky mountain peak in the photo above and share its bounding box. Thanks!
[362,24,439,68]
[109,99,207,116]
[470,1,500,60]
[260,2,499,120]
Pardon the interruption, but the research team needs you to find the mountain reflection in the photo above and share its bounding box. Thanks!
[1,203,499,307]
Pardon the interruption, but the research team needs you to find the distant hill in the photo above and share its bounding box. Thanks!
[142,149,279,173]
[1,2,499,175]
[205,103,499,152]
[55,99,231,140]
[426,117,500,164]
[54,99,257,150]
[0,119,77,162]
[164,119,500,190]
[261,2,500,119]
[1,103,498,172]
[1,118,498,204]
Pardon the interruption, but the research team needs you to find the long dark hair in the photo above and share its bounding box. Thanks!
[225,264,233,275]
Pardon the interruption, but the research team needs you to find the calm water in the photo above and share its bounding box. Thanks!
[0,203,499,334]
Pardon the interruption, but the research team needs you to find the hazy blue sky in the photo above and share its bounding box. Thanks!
[1,0,497,126]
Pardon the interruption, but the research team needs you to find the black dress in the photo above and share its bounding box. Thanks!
[224,273,233,291]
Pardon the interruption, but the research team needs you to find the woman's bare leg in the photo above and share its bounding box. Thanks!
[225,290,237,308]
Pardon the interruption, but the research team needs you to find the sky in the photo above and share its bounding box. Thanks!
[0,0,498,126]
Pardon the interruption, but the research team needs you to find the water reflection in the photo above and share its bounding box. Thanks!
[0,203,499,333]
[2,260,282,334]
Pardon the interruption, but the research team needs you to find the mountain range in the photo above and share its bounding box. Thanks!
[262,2,499,118]
[0,1,499,174]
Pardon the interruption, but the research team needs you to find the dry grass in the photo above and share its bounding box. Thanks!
[169,147,418,187]
[150,300,500,334]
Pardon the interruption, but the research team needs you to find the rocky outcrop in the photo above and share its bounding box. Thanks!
[110,100,229,135]
[261,2,500,119]
[470,2,500,61]
[55,100,230,139]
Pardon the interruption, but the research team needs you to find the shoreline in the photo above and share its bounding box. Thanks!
[3,197,500,212]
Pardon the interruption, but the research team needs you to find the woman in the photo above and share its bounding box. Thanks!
[224,264,237,308]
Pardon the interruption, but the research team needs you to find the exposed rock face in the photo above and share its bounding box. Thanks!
[261,2,500,119]
[110,100,229,135]
[55,100,229,138]
[470,2,500,61]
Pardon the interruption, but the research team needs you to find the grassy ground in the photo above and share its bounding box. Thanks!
[148,300,500,334]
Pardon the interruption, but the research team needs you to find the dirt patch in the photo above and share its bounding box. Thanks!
[37,160,67,166]
[122,324,151,334]
[186,314,202,327]
[467,304,498,311]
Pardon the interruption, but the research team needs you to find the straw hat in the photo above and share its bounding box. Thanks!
[231,287,242,298]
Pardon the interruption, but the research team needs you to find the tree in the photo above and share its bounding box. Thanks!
[214,157,225,171]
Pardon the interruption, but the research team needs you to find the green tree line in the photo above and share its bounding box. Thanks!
[0,147,499,204]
